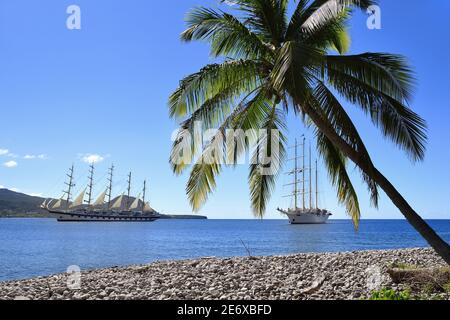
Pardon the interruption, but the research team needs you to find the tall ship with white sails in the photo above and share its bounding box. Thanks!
[41,164,160,222]
[278,138,332,224]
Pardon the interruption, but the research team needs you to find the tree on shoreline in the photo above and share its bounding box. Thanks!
[168,0,450,264]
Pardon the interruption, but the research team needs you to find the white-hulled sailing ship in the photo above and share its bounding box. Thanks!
[41,164,160,222]
[277,138,332,224]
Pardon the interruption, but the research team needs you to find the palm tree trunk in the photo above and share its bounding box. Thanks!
[303,104,450,265]
[372,168,450,265]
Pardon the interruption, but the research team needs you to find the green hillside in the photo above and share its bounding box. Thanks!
[0,189,50,217]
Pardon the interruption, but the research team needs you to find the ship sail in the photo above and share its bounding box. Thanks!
[143,202,153,213]
[40,199,48,209]
[51,199,62,209]
[129,194,141,211]
[111,194,126,210]
[70,188,87,208]
[46,199,57,209]
[50,199,70,210]
[93,190,107,207]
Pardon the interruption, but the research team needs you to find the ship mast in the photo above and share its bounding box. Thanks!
[106,164,114,209]
[142,180,147,212]
[294,139,298,210]
[315,159,319,209]
[64,164,75,210]
[309,143,312,209]
[126,172,132,209]
[302,137,306,210]
[86,163,94,206]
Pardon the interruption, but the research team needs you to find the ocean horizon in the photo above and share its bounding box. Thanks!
[1,218,449,282]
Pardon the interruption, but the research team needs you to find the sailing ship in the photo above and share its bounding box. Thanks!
[41,164,160,222]
[277,137,332,224]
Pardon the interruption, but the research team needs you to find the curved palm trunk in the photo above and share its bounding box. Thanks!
[303,104,450,265]
[372,168,450,265]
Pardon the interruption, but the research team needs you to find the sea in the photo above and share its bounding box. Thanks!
[0,218,449,282]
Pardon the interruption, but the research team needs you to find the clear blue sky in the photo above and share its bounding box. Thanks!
[0,0,449,219]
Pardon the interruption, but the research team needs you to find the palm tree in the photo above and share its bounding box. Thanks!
[168,0,450,264]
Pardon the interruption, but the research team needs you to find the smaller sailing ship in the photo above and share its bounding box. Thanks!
[41,164,160,222]
[278,137,332,224]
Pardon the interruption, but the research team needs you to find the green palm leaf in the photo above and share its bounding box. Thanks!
[316,130,361,228]
[311,80,379,207]
[169,60,262,119]
[182,6,272,59]
[324,54,427,160]
[249,105,287,217]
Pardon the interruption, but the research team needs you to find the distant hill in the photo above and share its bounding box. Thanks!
[0,188,207,219]
[0,189,49,217]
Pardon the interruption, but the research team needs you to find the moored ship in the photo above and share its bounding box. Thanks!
[41,164,160,222]
[278,138,332,224]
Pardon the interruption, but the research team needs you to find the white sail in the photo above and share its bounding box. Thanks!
[93,190,107,207]
[46,199,57,209]
[51,199,63,209]
[129,194,141,210]
[40,199,48,209]
[50,199,70,210]
[111,194,126,210]
[70,188,86,208]
[143,202,154,213]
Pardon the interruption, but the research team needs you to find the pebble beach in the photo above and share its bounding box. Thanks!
[0,248,448,300]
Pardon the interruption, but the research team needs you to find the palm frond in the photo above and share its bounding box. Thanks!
[301,0,376,25]
[169,60,262,119]
[312,80,379,206]
[285,0,310,40]
[299,0,375,35]
[271,40,323,93]
[316,130,361,228]
[225,91,271,164]
[187,157,223,212]
[169,88,234,176]
[302,9,351,54]
[182,6,272,59]
[170,128,194,176]
[249,105,287,217]
[229,0,289,46]
[183,89,270,210]
[324,55,427,161]
[326,53,416,102]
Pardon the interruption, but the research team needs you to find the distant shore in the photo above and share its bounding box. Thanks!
[0,248,448,300]
[0,214,207,220]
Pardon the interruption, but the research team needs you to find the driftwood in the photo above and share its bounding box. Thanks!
[387,267,450,291]
[299,276,326,295]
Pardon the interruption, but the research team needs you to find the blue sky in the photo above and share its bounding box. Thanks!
[0,0,449,219]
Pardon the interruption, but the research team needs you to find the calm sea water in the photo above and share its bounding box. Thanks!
[0,219,449,282]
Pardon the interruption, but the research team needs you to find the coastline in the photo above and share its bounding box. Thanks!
[0,214,207,219]
[0,248,448,300]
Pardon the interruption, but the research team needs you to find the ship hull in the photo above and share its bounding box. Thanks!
[278,209,331,225]
[48,210,159,222]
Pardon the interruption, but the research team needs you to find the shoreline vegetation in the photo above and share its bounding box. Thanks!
[1,248,448,300]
